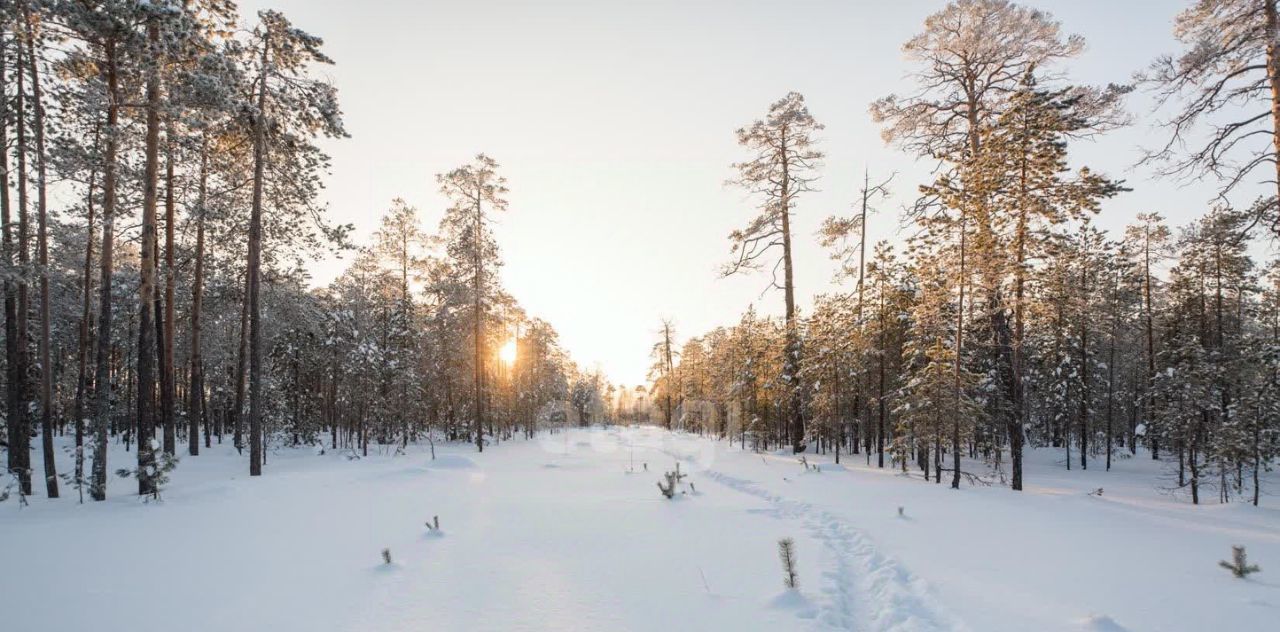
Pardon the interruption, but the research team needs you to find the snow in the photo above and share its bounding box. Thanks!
[425,453,476,469]
[3,427,1278,631]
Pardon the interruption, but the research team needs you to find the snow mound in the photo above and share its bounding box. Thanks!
[768,590,817,619]
[1078,614,1128,631]
[426,454,476,469]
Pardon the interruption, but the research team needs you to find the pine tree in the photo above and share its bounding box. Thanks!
[243,9,346,476]
[1142,0,1280,237]
[724,91,823,453]
[437,154,508,452]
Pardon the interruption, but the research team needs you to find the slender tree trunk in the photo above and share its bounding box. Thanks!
[952,215,966,490]
[778,133,803,453]
[1266,0,1280,238]
[233,264,248,452]
[877,278,888,468]
[473,193,484,452]
[1,27,31,497]
[1144,233,1158,459]
[135,16,163,495]
[10,20,34,497]
[1106,273,1118,472]
[161,136,176,455]
[1254,408,1262,506]
[188,139,208,456]
[22,3,56,497]
[89,41,121,501]
[1079,261,1090,471]
[1009,130,1031,491]
[247,31,271,476]
[73,134,99,489]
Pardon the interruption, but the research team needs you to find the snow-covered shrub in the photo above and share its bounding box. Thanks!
[0,469,30,506]
[657,471,677,499]
[657,462,688,499]
[115,445,179,501]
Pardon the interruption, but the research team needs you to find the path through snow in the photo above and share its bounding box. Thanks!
[700,469,964,631]
[651,432,963,631]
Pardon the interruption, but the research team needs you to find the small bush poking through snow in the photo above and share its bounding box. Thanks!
[0,470,30,506]
[778,537,798,589]
[657,471,677,499]
[115,449,179,501]
[381,549,392,565]
[1219,546,1261,578]
[657,462,687,499]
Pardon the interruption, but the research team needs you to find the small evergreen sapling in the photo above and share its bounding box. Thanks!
[778,537,798,589]
[59,444,87,503]
[1219,546,1261,578]
[0,469,31,506]
[656,462,688,499]
[657,470,678,499]
[115,446,179,501]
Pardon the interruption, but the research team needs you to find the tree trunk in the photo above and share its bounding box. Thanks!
[1,25,31,497]
[1079,263,1090,471]
[89,41,121,501]
[778,132,803,454]
[1144,231,1158,459]
[23,3,56,497]
[248,30,271,476]
[188,139,208,456]
[473,193,484,452]
[1266,0,1280,238]
[11,19,34,497]
[73,132,99,490]
[233,264,248,453]
[952,215,966,490]
[135,16,163,495]
[161,137,176,455]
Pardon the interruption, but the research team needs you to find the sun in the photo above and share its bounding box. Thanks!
[499,338,518,365]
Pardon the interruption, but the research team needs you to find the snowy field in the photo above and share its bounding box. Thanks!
[3,426,1278,632]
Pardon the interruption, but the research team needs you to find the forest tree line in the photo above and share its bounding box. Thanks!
[0,0,583,503]
[647,0,1280,505]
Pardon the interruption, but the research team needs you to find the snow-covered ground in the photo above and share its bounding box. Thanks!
[3,427,1277,631]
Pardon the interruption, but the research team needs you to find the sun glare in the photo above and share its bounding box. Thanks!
[499,338,518,365]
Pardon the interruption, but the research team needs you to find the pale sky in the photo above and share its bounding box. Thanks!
[239,0,1267,387]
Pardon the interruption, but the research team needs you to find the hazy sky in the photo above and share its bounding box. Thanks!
[238,0,1267,386]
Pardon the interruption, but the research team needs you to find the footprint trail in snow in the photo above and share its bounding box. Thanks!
[701,468,967,632]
